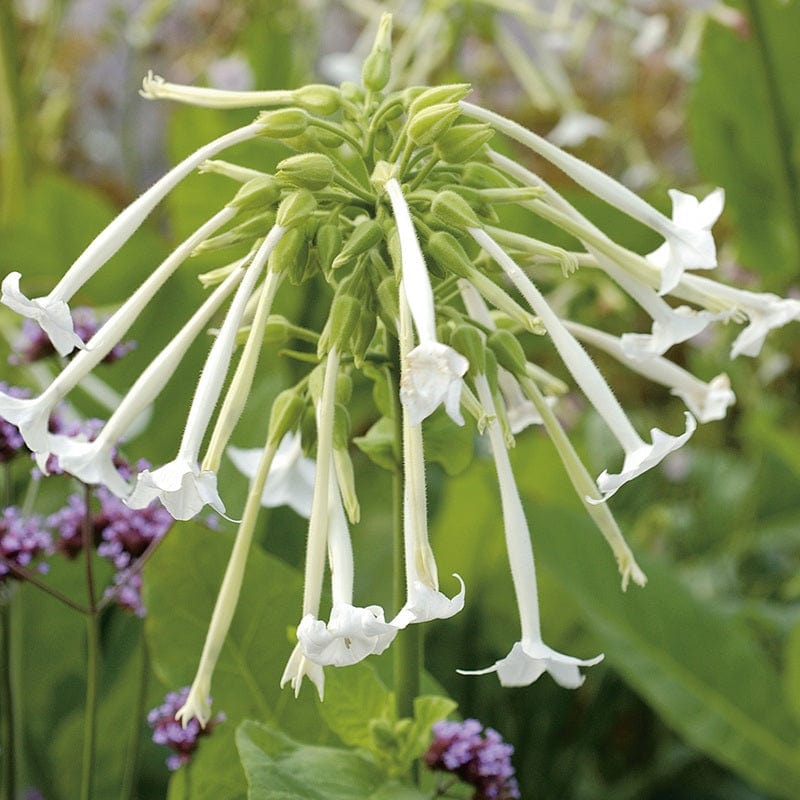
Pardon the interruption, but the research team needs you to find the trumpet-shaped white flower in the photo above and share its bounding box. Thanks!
[0,207,236,454]
[1,124,262,354]
[281,644,325,700]
[471,227,697,501]
[385,178,468,425]
[228,432,316,518]
[460,373,603,687]
[127,225,286,519]
[729,292,800,359]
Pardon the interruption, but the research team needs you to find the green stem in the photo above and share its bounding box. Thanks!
[80,485,100,800]
[1,596,16,800]
[119,635,148,800]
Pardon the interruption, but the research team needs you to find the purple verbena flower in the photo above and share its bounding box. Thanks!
[0,384,30,463]
[0,507,52,582]
[423,719,520,800]
[147,687,225,770]
[10,307,135,365]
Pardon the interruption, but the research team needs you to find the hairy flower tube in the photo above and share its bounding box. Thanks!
[3,13,797,715]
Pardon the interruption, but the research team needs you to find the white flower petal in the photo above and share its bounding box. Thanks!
[620,305,720,360]
[730,294,800,358]
[126,460,224,520]
[391,574,465,629]
[175,679,212,728]
[280,642,325,700]
[459,640,603,689]
[548,111,608,148]
[400,342,468,426]
[298,604,397,667]
[671,373,735,424]
[1,272,83,356]
[0,391,54,453]
[46,435,131,497]
[595,411,697,501]
[228,432,316,518]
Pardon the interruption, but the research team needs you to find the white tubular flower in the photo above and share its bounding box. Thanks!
[459,374,603,688]
[0,207,236,454]
[297,466,396,666]
[385,177,468,425]
[281,348,340,699]
[1,123,262,355]
[471,227,697,501]
[228,432,316,518]
[391,290,465,630]
[48,269,243,493]
[547,110,608,148]
[721,289,800,359]
[461,102,724,294]
[127,225,286,520]
[566,321,736,424]
[141,71,293,108]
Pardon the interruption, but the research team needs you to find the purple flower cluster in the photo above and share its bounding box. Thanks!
[0,508,52,583]
[147,687,225,771]
[10,309,135,365]
[0,383,29,463]
[423,719,520,800]
[48,485,172,615]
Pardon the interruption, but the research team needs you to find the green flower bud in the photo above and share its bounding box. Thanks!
[450,324,485,375]
[316,222,343,272]
[257,108,309,139]
[373,127,394,154]
[263,314,292,344]
[332,218,384,269]
[430,190,481,230]
[276,190,316,228]
[488,329,528,375]
[269,227,307,274]
[376,275,399,332]
[336,372,353,405]
[229,175,281,210]
[479,186,545,204]
[340,81,364,105]
[425,231,474,278]
[318,293,362,355]
[312,127,344,148]
[405,84,471,115]
[361,12,393,92]
[267,389,306,445]
[350,308,377,367]
[407,103,461,147]
[434,123,494,163]
[334,445,360,524]
[333,403,351,450]
[276,153,335,191]
[194,211,277,254]
[462,162,514,189]
[292,84,341,116]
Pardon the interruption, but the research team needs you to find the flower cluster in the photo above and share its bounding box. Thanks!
[423,718,519,800]
[1,13,796,728]
[0,508,51,583]
[147,687,225,771]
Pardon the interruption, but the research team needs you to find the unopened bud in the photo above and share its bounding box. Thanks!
[376,275,399,332]
[292,84,341,116]
[425,231,474,278]
[229,175,281,210]
[318,293,362,355]
[315,222,342,273]
[194,211,277,254]
[269,227,307,274]
[406,84,471,115]
[430,190,481,230]
[267,389,306,445]
[333,403,351,450]
[276,190,316,228]
[488,329,528,375]
[334,444,360,523]
[277,153,335,191]
[450,324,485,375]
[434,123,494,163]
[263,314,292,344]
[257,108,309,139]
[361,12,393,92]
[332,218,384,269]
[350,308,377,367]
[407,103,461,147]
[463,162,513,189]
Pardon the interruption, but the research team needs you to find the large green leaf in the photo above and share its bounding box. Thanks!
[690,0,800,282]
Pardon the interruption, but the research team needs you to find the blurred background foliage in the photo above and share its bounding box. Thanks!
[1,0,799,798]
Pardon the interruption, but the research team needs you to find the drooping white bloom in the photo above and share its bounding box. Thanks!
[228,432,316,518]
[728,292,800,359]
[127,225,286,519]
[0,207,236,455]
[391,288,465,630]
[548,110,608,148]
[1,124,262,354]
[459,373,603,687]
[385,177,468,425]
[471,227,697,501]
[280,644,325,700]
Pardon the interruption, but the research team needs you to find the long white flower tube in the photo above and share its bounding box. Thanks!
[0,207,236,454]
[47,267,245,495]
[228,432,316,518]
[391,289,464,630]
[126,225,286,520]
[461,101,723,294]
[1,123,263,355]
[565,321,736,424]
[385,177,468,425]
[471,227,696,501]
[176,429,282,728]
[281,348,340,700]
[460,373,603,687]
[297,457,396,666]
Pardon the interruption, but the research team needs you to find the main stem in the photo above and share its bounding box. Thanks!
[1,598,16,800]
[80,484,99,800]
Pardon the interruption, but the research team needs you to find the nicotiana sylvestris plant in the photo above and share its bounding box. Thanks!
[2,13,798,728]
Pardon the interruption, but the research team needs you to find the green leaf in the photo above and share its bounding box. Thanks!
[422,407,475,477]
[353,416,398,472]
[398,695,458,766]
[315,662,393,749]
[690,0,800,282]
[529,504,800,800]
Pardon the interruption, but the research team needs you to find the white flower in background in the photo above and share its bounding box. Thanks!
[548,110,608,148]
[228,432,316,518]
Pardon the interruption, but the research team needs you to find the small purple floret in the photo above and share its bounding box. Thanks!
[423,718,520,800]
[147,687,225,770]
[0,508,52,582]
